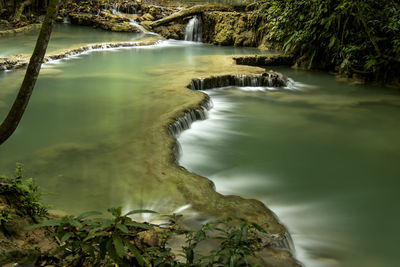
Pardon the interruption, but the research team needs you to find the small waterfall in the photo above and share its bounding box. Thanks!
[111,2,137,15]
[168,98,212,165]
[126,6,137,14]
[62,16,71,24]
[168,99,212,138]
[111,3,121,14]
[188,73,287,90]
[128,19,146,33]
[184,16,202,42]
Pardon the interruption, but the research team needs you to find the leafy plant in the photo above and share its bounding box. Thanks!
[0,209,14,227]
[27,208,269,267]
[27,206,160,266]
[3,163,47,220]
[263,0,400,82]
[180,218,267,267]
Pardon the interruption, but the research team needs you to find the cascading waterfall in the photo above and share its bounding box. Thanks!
[169,77,296,252]
[184,16,202,42]
[111,2,137,15]
[168,98,212,163]
[128,19,146,33]
[188,73,287,90]
[168,99,212,138]
[111,3,121,14]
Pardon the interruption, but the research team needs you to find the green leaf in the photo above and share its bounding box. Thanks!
[116,224,129,233]
[126,222,154,230]
[328,36,336,49]
[96,218,113,228]
[76,211,102,220]
[106,237,119,263]
[61,232,74,243]
[124,209,157,216]
[83,231,108,242]
[112,233,125,258]
[124,240,147,266]
[108,207,122,217]
[25,219,61,230]
[70,219,83,229]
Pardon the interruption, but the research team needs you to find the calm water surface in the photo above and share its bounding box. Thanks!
[0,31,265,215]
[0,23,146,57]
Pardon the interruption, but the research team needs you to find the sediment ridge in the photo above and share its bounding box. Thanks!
[0,36,165,72]
[166,71,300,265]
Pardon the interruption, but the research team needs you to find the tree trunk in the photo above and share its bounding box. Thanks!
[150,4,234,28]
[13,0,32,21]
[0,0,61,145]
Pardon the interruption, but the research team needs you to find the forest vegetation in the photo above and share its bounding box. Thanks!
[1,0,399,83]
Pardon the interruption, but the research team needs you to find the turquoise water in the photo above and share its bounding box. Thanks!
[0,23,146,57]
[1,24,400,267]
[0,38,265,215]
[179,69,400,267]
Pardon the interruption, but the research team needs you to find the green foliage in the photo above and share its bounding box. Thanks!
[180,218,265,267]
[28,209,268,266]
[264,0,400,82]
[6,163,47,219]
[0,208,14,226]
[27,207,160,266]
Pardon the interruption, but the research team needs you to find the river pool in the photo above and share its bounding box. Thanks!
[1,23,400,267]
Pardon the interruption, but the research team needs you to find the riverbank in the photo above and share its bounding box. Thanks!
[2,0,399,84]
[0,38,301,266]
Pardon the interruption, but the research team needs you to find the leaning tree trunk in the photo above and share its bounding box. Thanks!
[0,0,61,145]
[12,0,32,21]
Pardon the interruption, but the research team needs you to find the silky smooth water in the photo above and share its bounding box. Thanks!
[0,23,146,57]
[0,37,265,216]
[1,24,400,267]
[179,70,400,267]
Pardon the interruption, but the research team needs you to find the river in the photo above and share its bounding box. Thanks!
[1,23,400,267]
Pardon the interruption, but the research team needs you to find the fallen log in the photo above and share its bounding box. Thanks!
[150,4,234,27]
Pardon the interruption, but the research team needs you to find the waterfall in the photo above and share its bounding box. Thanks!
[62,16,71,24]
[168,99,212,138]
[184,16,202,42]
[129,19,146,33]
[188,73,288,90]
[111,3,121,14]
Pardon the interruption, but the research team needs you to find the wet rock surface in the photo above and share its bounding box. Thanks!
[202,11,265,47]
[234,55,295,67]
[69,11,142,32]
[0,37,164,72]
[188,72,288,90]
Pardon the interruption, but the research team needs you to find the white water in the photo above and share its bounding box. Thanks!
[184,16,202,42]
[178,87,333,267]
[112,3,137,15]
[111,3,121,15]
[128,19,159,36]
[62,16,71,24]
